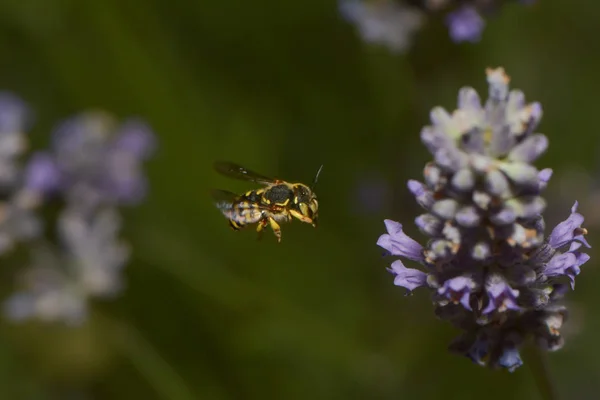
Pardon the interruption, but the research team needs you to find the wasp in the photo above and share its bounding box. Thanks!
[212,161,322,242]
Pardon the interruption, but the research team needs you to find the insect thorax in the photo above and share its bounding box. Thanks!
[263,184,294,205]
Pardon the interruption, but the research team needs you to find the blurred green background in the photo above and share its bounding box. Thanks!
[0,0,598,399]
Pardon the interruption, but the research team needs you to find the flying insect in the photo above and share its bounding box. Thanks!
[212,161,322,242]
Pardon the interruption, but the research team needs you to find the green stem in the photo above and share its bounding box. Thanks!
[526,345,559,400]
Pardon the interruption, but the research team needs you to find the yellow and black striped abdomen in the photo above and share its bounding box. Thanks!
[219,199,265,230]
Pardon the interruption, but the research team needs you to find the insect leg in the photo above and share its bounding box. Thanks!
[229,219,243,231]
[289,209,314,225]
[268,217,283,242]
[256,217,269,241]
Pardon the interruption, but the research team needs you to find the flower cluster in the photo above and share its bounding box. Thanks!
[0,98,155,325]
[339,0,536,52]
[377,68,589,371]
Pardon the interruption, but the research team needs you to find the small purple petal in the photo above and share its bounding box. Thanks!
[548,202,590,249]
[483,276,520,314]
[387,260,427,291]
[438,276,475,310]
[377,219,424,262]
[407,180,434,209]
[543,247,587,289]
[543,252,576,277]
[537,168,553,190]
[497,346,523,372]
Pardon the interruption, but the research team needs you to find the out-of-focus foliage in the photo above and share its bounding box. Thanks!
[0,0,598,399]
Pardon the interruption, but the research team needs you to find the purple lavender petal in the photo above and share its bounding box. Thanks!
[548,202,590,249]
[537,168,553,190]
[377,219,424,262]
[542,249,587,289]
[497,346,523,372]
[388,260,427,291]
[438,276,475,310]
[483,276,520,314]
[543,252,576,277]
[407,180,434,209]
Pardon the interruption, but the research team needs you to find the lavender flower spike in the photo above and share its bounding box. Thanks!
[0,98,156,325]
[377,68,590,371]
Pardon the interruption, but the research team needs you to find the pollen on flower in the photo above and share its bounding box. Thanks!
[377,68,590,371]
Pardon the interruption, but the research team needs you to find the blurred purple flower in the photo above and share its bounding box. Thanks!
[339,0,424,53]
[339,1,536,51]
[445,6,485,43]
[377,68,590,371]
[48,112,156,210]
[0,95,155,325]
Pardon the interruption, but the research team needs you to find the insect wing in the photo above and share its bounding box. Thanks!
[211,189,239,210]
[213,161,275,185]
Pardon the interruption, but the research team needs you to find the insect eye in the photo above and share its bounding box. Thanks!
[296,186,311,203]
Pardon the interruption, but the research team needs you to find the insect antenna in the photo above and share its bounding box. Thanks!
[311,165,324,191]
